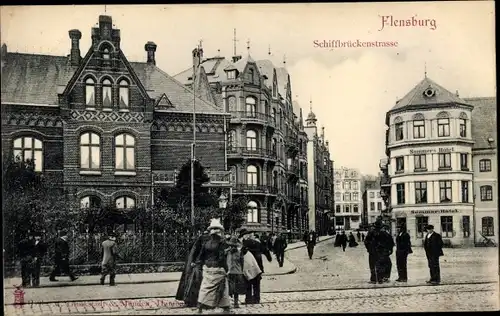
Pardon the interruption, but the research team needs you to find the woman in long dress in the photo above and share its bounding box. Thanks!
[175,230,209,307]
[197,219,231,313]
[348,232,359,247]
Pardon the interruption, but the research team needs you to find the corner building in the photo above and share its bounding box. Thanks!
[382,77,475,247]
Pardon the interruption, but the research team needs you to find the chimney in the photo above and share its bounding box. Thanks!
[192,48,201,70]
[99,15,113,40]
[68,29,82,66]
[145,41,157,65]
[456,90,459,97]
[232,55,242,63]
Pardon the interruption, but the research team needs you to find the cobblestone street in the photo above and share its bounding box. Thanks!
[4,239,499,315]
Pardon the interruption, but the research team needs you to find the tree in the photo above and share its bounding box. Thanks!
[222,196,250,234]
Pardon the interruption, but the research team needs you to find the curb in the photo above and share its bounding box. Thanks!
[285,236,335,252]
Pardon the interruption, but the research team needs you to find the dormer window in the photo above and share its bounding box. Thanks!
[247,68,254,82]
[227,70,236,80]
[102,48,110,60]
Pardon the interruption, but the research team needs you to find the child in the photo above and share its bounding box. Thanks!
[225,236,246,308]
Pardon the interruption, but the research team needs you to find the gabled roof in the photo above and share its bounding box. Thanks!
[391,77,471,111]
[275,67,289,97]
[227,55,255,73]
[465,97,497,150]
[173,57,233,85]
[256,59,275,88]
[1,51,222,114]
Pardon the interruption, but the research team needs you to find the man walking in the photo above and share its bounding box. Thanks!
[100,232,120,286]
[339,231,348,252]
[303,230,317,259]
[31,232,47,287]
[357,231,361,242]
[395,223,412,282]
[364,225,378,284]
[49,231,78,282]
[423,224,444,285]
[273,233,288,268]
[18,232,35,287]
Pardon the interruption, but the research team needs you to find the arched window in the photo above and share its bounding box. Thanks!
[413,113,425,139]
[247,201,259,223]
[247,165,258,186]
[246,97,257,117]
[228,130,236,150]
[102,79,113,108]
[80,196,101,209]
[479,159,492,172]
[118,79,129,108]
[437,118,450,137]
[247,69,254,83]
[246,130,257,150]
[102,48,110,60]
[115,196,136,209]
[13,136,43,172]
[85,78,96,106]
[480,185,493,201]
[482,217,494,236]
[115,133,135,170]
[80,132,101,169]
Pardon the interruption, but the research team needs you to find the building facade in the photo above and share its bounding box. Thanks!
[362,188,384,225]
[334,167,361,231]
[1,16,231,220]
[466,97,497,245]
[381,77,477,246]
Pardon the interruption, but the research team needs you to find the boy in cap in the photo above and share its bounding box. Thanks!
[226,236,246,308]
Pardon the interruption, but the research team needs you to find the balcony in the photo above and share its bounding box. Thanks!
[285,135,299,156]
[286,163,300,179]
[152,170,232,187]
[233,184,278,195]
[379,158,389,170]
[227,146,277,161]
[230,111,275,128]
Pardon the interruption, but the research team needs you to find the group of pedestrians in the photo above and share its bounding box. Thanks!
[175,218,273,313]
[364,220,444,285]
[333,231,359,251]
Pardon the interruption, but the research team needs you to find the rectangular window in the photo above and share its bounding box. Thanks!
[441,216,453,238]
[480,186,493,201]
[354,205,359,213]
[439,180,452,203]
[369,192,375,198]
[377,202,382,210]
[437,118,450,137]
[413,120,425,138]
[370,202,375,211]
[395,122,404,141]
[415,181,427,204]
[459,119,467,137]
[416,216,428,239]
[414,154,427,171]
[345,205,350,213]
[461,181,469,203]
[462,216,470,238]
[482,217,494,236]
[336,205,341,213]
[396,156,404,173]
[479,159,492,172]
[396,183,405,205]
[438,153,451,170]
[227,70,236,80]
[460,153,468,170]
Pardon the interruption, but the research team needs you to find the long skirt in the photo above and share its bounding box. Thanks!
[198,266,230,308]
[183,264,203,306]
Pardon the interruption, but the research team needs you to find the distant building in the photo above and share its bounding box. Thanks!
[334,167,361,230]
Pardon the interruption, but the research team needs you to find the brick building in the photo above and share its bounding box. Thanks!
[1,15,231,216]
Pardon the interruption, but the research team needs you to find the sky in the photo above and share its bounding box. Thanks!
[1,3,496,175]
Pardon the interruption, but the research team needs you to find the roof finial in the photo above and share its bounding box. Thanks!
[104,5,107,14]
[309,96,312,111]
[232,28,238,56]
[268,45,271,56]
[217,49,221,57]
[424,61,427,78]
[246,39,250,54]
[283,54,287,67]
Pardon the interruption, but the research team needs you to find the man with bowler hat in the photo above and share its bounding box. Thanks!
[49,230,78,282]
[31,231,47,287]
[395,223,412,282]
[101,231,120,286]
[423,224,444,285]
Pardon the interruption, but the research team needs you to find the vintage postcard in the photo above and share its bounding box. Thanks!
[1,2,497,315]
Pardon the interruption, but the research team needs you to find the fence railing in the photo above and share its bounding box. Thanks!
[153,170,232,185]
[227,147,278,160]
[230,111,275,127]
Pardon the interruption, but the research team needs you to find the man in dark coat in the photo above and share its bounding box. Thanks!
[395,223,412,282]
[273,233,288,268]
[240,229,272,304]
[375,224,394,283]
[364,225,378,283]
[31,232,47,287]
[49,231,78,282]
[18,232,35,287]
[339,231,348,252]
[100,232,121,286]
[357,231,361,242]
[303,230,317,259]
[423,224,444,285]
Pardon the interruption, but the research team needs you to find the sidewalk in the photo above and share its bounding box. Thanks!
[285,235,334,252]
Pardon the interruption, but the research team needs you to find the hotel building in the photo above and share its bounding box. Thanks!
[334,167,361,231]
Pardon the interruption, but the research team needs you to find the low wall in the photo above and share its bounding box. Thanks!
[3,262,185,278]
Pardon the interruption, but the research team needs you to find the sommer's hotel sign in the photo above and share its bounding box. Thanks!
[411,209,460,215]
[409,147,455,155]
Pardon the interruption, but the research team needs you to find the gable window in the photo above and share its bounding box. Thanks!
[480,185,493,201]
[460,153,468,171]
[482,217,494,236]
[80,132,101,170]
[85,78,96,106]
[461,181,469,203]
[115,133,135,170]
[13,137,43,172]
[228,130,236,150]
[246,130,257,150]
[395,156,404,173]
[396,183,405,204]
[246,97,257,117]
[479,159,491,172]
[115,196,136,209]
[437,118,450,137]
[102,48,110,60]
[413,120,425,138]
[247,68,254,83]
[459,118,467,137]
[439,180,452,203]
[247,201,259,223]
[438,153,451,170]
[415,181,428,204]
[102,79,113,108]
[227,70,236,80]
[395,122,404,141]
[246,165,258,186]
[80,196,101,209]
[118,80,129,108]
[414,154,427,171]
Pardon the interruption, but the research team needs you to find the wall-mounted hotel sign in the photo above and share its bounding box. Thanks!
[411,209,459,215]
[409,147,455,155]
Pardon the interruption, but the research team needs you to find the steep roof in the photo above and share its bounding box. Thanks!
[465,97,497,150]
[275,67,289,97]
[173,57,233,84]
[391,77,471,112]
[256,59,275,88]
[1,52,221,114]
[292,101,301,117]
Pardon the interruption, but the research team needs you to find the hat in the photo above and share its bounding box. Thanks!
[425,224,434,230]
[238,228,251,238]
[374,221,383,228]
[108,231,117,238]
[208,218,224,231]
[227,236,241,247]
